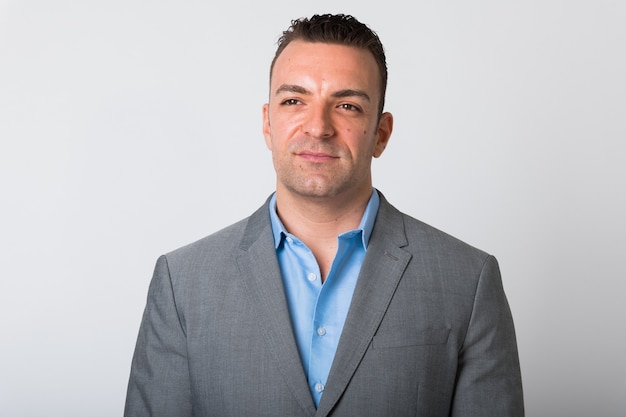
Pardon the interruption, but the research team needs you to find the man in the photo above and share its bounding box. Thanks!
[124,13,524,417]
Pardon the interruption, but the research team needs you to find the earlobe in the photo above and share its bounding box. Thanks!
[373,112,393,158]
[262,103,272,150]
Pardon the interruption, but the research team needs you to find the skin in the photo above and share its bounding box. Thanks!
[262,40,393,278]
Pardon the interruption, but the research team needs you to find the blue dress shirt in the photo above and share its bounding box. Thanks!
[269,190,380,407]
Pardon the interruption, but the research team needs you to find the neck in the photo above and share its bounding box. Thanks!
[274,186,373,242]
[275,185,373,281]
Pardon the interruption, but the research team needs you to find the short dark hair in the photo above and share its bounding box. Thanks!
[270,14,388,114]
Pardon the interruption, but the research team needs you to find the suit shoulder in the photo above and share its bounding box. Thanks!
[376,191,491,261]
[164,216,250,265]
[392,210,501,297]
[398,210,493,266]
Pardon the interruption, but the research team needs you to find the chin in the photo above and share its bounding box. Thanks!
[292,183,356,200]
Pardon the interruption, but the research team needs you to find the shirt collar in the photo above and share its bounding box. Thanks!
[269,189,380,249]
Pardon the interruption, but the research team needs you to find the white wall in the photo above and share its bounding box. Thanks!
[1,1,624,416]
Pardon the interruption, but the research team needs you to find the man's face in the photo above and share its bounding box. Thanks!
[263,41,392,201]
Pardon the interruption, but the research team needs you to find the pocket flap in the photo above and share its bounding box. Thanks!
[372,327,451,349]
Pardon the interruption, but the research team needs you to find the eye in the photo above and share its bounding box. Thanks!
[338,103,361,112]
[281,98,301,106]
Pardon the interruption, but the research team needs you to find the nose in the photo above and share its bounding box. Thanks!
[302,104,334,139]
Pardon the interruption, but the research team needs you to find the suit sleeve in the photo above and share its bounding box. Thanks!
[124,255,193,417]
[450,255,525,416]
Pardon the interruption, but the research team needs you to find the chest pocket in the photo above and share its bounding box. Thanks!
[372,327,450,349]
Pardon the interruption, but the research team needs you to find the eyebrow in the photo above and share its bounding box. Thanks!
[275,84,309,96]
[275,84,371,102]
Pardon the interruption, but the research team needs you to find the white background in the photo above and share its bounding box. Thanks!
[1,1,624,416]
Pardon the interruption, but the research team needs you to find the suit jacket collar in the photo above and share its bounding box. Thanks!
[236,191,412,417]
[235,197,317,416]
[316,191,412,416]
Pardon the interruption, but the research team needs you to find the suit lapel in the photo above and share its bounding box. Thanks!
[235,201,317,417]
[315,193,412,417]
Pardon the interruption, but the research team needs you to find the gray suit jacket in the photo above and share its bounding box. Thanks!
[124,191,524,416]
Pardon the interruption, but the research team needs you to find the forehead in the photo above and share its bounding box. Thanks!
[271,41,380,93]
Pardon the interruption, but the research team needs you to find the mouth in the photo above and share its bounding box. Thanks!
[296,151,339,163]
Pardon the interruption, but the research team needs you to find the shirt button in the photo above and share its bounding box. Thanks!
[317,326,326,336]
[315,382,325,393]
[307,272,317,282]
[286,236,293,244]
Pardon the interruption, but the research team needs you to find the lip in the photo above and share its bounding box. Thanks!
[296,151,338,162]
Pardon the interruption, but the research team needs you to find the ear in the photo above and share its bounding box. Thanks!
[373,112,393,158]
[262,103,272,150]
